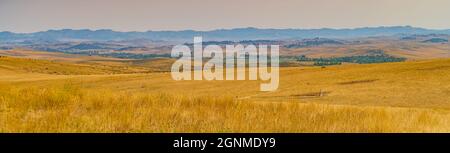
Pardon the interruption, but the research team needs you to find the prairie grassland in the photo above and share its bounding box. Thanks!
[1,84,449,132]
[0,56,450,132]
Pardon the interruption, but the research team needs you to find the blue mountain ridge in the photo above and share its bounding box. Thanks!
[1,26,450,42]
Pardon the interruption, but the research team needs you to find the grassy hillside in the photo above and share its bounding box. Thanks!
[0,50,175,75]
[282,42,450,60]
[0,54,449,132]
[1,86,448,132]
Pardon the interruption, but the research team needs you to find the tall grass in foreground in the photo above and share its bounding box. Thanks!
[0,84,449,133]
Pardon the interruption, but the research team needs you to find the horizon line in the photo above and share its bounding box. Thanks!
[2,25,450,34]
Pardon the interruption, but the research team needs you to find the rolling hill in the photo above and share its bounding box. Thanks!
[0,52,449,132]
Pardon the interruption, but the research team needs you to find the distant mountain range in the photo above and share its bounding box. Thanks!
[1,26,450,42]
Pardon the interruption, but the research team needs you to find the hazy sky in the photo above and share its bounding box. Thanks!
[1,0,450,33]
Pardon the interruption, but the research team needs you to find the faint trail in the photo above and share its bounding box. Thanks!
[236,93,263,100]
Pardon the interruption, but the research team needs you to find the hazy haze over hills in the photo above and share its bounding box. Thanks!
[1,26,450,42]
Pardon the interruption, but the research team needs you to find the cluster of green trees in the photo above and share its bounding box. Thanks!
[297,54,406,66]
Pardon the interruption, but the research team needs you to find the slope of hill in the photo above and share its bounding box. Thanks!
[0,54,449,132]
[0,50,175,75]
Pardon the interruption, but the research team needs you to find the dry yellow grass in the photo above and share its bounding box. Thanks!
[0,55,449,132]
[0,50,172,74]
[1,84,449,132]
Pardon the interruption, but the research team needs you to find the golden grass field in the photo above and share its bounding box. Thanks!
[0,50,449,132]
